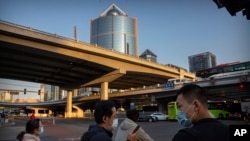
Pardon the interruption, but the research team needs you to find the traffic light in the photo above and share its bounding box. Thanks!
[24,88,26,94]
[239,83,244,89]
[213,0,226,8]
[243,6,250,20]
[213,0,250,19]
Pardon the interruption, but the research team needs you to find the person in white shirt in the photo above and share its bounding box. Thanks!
[114,109,154,141]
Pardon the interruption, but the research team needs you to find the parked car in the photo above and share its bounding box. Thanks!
[150,112,168,121]
[229,112,243,120]
[138,114,156,122]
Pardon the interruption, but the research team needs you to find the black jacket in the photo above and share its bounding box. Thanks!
[172,118,229,141]
[81,124,113,141]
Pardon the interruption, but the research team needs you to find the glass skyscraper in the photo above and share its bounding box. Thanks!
[90,4,138,56]
[188,52,216,72]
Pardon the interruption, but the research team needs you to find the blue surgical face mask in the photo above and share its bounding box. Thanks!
[176,104,194,127]
[176,110,192,127]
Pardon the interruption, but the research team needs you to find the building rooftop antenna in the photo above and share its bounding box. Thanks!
[125,0,128,16]
[99,0,102,16]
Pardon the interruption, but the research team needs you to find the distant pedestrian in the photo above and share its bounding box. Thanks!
[172,84,229,141]
[1,112,5,125]
[30,113,35,120]
[0,113,2,126]
[81,100,137,141]
[114,109,154,141]
[16,118,44,141]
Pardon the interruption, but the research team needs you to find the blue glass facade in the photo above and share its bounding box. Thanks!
[90,6,138,56]
[188,52,216,72]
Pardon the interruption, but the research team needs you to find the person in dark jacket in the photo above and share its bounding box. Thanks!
[172,84,229,141]
[81,100,137,141]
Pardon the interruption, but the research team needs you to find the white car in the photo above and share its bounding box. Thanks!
[150,113,168,120]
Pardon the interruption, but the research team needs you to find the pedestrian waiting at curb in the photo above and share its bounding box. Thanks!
[16,118,44,141]
[114,109,154,141]
[1,112,5,124]
[30,113,35,120]
[0,113,2,127]
[172,84,229,141]
[81,100,137,141]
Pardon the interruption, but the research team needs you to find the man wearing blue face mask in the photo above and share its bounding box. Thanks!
[172,84,229,141]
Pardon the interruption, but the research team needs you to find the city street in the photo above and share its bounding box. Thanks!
[0,118,248,141]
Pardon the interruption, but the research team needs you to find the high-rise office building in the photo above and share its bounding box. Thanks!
[188,52,216,72]
[140,49,157,62]
[90,3,138,56]
[41,84,60,101]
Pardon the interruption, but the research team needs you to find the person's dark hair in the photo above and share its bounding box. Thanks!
[26,118,40,134]
[94,100,115,124]
[126,109,139,122]
[177,84,207,107]
[16,118,41,141]
[16,131,25,141]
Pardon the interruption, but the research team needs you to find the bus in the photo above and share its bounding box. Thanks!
[207,69,250,80]
[196,61,250,79]
[207,101,229,119]
[167,101,230,120]
[167,101,177,120]
[167,78,193,85]
[135,105,159,112]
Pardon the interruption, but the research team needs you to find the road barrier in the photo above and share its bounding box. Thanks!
[40,117,55,125]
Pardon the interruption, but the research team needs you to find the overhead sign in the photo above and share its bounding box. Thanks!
[163,81,175,89]
[10,91,19,95]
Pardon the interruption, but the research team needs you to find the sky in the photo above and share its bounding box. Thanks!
[0,0,249,99]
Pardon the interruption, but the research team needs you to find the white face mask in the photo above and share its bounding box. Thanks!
[111,118,118,131]
[40,126,44,134]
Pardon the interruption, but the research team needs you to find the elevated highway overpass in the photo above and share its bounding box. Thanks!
[2,20,248,118]
[1,75,249,113]
[0,20,194,97]
[0,20,195,117]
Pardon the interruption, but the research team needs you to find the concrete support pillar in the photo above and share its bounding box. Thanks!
[100,82,108,100]
[40,84,45,102]
[158,103,166,114]
[72,105,84,118]
[73,89,78,97]
[179,69,184,79]
[65,90,72,118]
[34,109,38,116]
[48,109,53,116]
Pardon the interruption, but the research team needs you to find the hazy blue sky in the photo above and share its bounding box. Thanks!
[0,0,249,98]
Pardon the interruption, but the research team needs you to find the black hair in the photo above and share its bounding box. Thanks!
[26,118,40,133]
[177,84,207,106]
[94,100,115,124]
[16,118,41,141]
[16,131,25,141]
[126,109,139,122]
